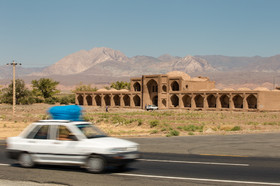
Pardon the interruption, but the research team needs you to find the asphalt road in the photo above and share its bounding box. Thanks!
[1,133,280,185]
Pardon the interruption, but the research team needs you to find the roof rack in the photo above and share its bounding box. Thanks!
[38,120,71,123]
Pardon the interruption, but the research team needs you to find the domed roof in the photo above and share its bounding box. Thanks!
[223,88,235,91]
[167,71,191,81]
[237,88,251,91]
[97,88,108,92]
[109,88,118,91]
[211,88,220,91]
[254,87,269,91]
[120,89,129,92]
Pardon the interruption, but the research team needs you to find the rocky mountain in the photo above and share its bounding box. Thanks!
[196,55,280,72]
[32,47,217,77]
[172,55,216,73]
[38,47,129,75]
[1,47,280,89]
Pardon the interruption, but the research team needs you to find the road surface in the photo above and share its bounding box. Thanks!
[1,133,280,185]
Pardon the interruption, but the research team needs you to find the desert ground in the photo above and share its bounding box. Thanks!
[1,104,280,139]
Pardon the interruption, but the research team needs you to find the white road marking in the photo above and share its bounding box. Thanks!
[0,163,9,166]
[114,173,280,185]
[0,163,278,185]
[139,158,249,167]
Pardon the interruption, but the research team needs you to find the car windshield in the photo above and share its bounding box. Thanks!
[76,124,107,139]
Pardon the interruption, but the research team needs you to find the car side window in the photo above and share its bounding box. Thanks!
[57,125,76,141]
[33,125,49,140]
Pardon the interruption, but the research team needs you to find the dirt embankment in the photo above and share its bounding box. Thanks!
[1,104,280,139]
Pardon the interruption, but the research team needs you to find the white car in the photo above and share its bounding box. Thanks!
[146,105,158,110]
[6,120,139,173]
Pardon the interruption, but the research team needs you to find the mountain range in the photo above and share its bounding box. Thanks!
[1,47,280,89]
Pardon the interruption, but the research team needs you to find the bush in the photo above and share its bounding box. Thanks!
[112,116,126,125]
[149,120,160,128]
[45,97,58,104]
[166,129,180,137]
[18,96,35,105]
[181,124,204,132]
[188,132,194,135]
[1,79,35,105]
[59,96,70,105]
[57,94,75,105]
[34,97,44,103]
[231,126,241,131]
[150,130,158,134]
[137,119,143,126]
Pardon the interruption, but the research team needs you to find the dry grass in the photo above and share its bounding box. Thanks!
[1,104,280,139]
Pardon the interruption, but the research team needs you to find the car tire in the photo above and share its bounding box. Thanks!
[86,155,106,173]
[19,152,34,168]
[116,164,128,171]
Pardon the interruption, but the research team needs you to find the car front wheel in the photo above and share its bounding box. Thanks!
[86,155,106,173]
[19,152,34,168]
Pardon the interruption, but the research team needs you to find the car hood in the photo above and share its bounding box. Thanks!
[83,137,138,149]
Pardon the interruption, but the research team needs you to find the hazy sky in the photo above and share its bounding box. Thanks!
[1,0,280,67]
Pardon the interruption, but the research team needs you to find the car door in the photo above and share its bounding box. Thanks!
[22,124,55,162]
[49,125,84,164]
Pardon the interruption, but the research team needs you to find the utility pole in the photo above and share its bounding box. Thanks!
[6,60,21,115]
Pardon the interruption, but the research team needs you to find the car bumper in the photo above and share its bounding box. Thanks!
[105,151,140,165]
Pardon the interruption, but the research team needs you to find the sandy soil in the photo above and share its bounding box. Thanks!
[1,104,280,139]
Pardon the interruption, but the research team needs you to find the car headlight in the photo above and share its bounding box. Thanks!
[110,148,127,153]
[109,146,138,153]
[127,146,138,152]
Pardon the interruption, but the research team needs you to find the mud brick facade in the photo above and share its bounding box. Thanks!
[75,71,280,111]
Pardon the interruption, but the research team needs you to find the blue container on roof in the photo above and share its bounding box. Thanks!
[48,105,83,121]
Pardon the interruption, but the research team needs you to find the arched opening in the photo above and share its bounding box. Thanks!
[207,94,216,108]
[182,95,191,108]
[123,95,130,106]
[171,94,179,107]
[133,95,141,107]
[233,95,243,108]
[104,95,111,106]
[162,99,167,107]
[133,82,141,92]
[95,95,101,106]
[152,96,158,106]
[147,79,158,105]
[77,95,83,105]
[220,94,229,108]
[113,95,120,106]
[171,81,179,91]
[147,79,158,93]
[247,94,257,109]
[195,95,204,108]
[162,85,167,92]
[86,95,92,106]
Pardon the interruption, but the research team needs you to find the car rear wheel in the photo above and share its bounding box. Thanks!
[86,155,106,173]
[19,153,34,168]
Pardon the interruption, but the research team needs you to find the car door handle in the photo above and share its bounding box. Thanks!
[28,141,36,143]
[53,142,61,144]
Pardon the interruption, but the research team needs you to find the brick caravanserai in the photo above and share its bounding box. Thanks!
[75,71,280,111]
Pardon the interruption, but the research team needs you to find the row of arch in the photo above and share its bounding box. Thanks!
[77,94,141,107]
[168,94,257,109]
[77,93,258,109]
